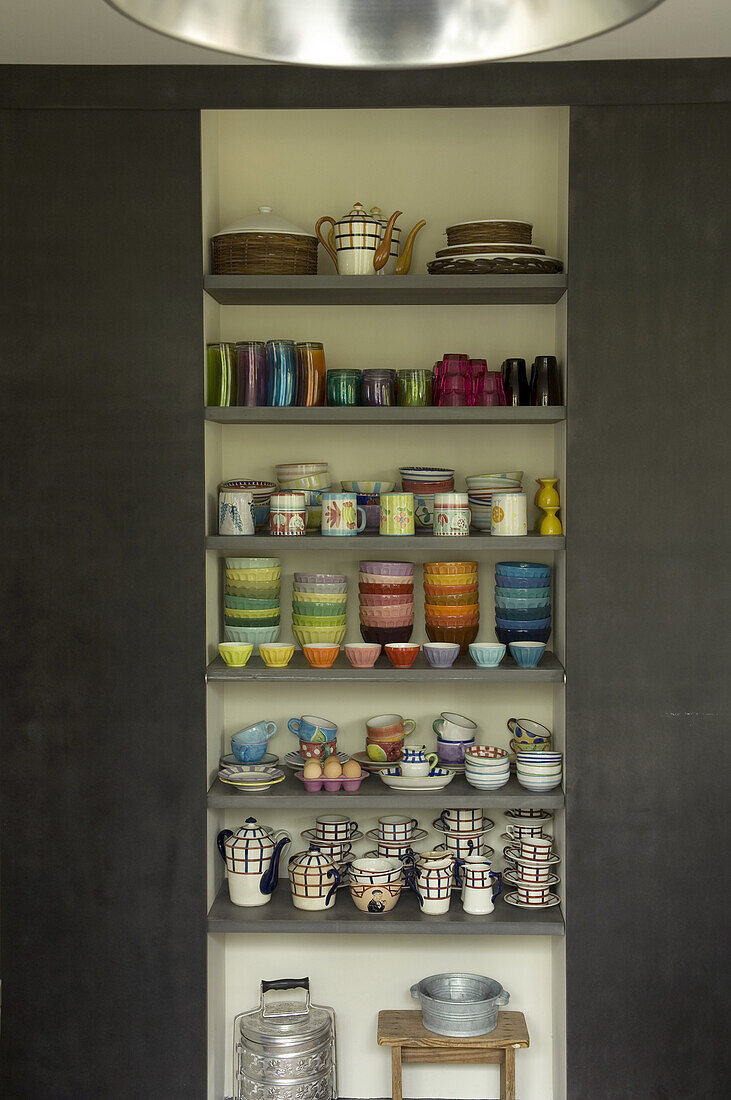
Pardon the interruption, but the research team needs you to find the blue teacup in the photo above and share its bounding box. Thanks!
[231,720,277,745]
[288,715,338,743]
[231,739,269,764]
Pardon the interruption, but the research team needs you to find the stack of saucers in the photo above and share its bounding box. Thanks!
[292,572,347,648]
[400,466,455,532]
[224,557,281,648]
[495,561,552,645]
[359,561,414,644]
[220,479,276,530]
[423,561,479,652]
[464,745,511,790]
[516,750,563,792]
[503,834,561,910]
[275,462,332,530]
[466,472,524,531]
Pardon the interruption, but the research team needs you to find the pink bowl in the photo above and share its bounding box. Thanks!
[361,612,415,626]
[359,572,414,587]
[359,593,414,607]
[345,643,382,668]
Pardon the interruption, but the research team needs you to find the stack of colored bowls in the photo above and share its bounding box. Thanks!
[359,561,414,643]
[464,745,511,790]
[219,479,276,530]
[423,561,479,653]
[466,472,524,532]
[275,462,331,530]
[224,557,281,648]
[495,561,552,645]
[292,571,347,647]
[400,466,455,532]
[516,750,563,792]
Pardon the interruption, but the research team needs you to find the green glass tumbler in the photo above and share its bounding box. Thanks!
[327,368,361,406]
[206,342,236,406]
[397,368,432,406]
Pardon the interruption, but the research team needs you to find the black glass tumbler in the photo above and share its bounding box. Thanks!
[501,358,529,406]
[530,356,562,406]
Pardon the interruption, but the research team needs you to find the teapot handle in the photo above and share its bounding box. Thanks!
[315,216,338,272]
[491,870,502,900]
[325,866,341,906]
[216,829,233,862]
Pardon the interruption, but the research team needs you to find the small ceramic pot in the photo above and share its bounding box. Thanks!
[459,856,501,915]
[288,847,341,911]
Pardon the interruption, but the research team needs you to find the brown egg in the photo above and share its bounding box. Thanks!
[303,760,322,779]
[342,759,361,779]
[323,757,343,778]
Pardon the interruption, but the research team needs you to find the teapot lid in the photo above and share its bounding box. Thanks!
[234,817,272,840]
[369,205,387,225]
[288,845,337,869]
[339,201,375,224]
[214,206,312,237]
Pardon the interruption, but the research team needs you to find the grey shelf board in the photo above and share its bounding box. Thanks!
[207,534,565,553]
[203,274,567,306]
[207,772,564,810]
[207,881,564,935]
[205,406,566,425]
[206,652,564,683]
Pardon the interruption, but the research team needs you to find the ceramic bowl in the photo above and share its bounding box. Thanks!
[302,644,340,668]
[423,561,479,576]
[293,625,346,647]
[516,750,562,765]
[359,593,414,607]
[401,478,454,494]
[423,581,479,597]
[425,622,478,652]
[218,642,254,667]
[226,605,281,621]
[225,613,280,628]
[496,615,552,630]
[226,582,281,599]
[225,624,281,646]
[225,556,282,569]
[399,466,455,481]
[469,642,506,667]
[359,582,414,596]
[294,572,347,584]
[359,574,414,587]
[344,643,382,667]
[258,643,295,668]
[465,745,510,765]
[231,739,270,763]
[509,642,548,667]
[349,881,401,913]
[341,480,395,494]
[495,561,550,578]
[293,581,348,595]
[293,589,347,603]
[494,575,551,590]
[226,567,281,584]
[292,614,347,627]
[425,603,479,619]
[293,601,347,618]
[497,624,551,645]
[225,595,280,610]
[424,642,460,668]
[360,623,414,645]
[495,605,551,621]
[221,478,276,498]
[359,561,415,577]
[276,461,328,476]
[360,607,415,624]
[385,643,420,668]
[424,590,479,606]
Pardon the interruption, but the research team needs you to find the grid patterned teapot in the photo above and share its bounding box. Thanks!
[217,817,291,907]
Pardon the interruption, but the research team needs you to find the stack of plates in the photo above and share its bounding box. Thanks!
[466,472,524,532]
[427,221,563,275]
[292,571,347,647]
[495,561,552,645]
[224,557,281,648]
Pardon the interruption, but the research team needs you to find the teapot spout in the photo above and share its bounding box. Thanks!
[395,220,427,275]
[373,210,402,272]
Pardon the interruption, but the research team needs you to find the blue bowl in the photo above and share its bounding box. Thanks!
[509,642,547,667]
[495,562,552,579]
[493,575,551,589]
[231,740,269,763]
[494,605,551,621]
[494,587,551,600]
[496,615,551,630]
[497,624,551,645]
[469,643,506,668]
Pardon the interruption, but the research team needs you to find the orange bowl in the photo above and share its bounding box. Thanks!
[423,589,479,605]
[303,644,340,668]
[423,561,478,576]
[425,603,479,618]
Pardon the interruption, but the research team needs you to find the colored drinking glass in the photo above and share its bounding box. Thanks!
[502,358,530,406]
[235,340,266,406]
[296,341,327,407]
[362,369,396,406]
[206,342,235,406]
[327,369,361,406]
[397,369,432,406]
[266,339,297,406]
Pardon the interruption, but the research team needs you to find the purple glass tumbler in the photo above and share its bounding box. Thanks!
[235,341,267,406]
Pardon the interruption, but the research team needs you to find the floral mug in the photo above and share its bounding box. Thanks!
[320,492,366,536]
[380,492,415,536]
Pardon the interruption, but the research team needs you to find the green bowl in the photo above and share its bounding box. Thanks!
[292,600,347,617]
[225,614,280,628]
[292,614,347,628]
[225,595,280,610]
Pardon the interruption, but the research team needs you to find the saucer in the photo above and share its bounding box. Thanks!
[302,827,363,844]
[504,891,561,909]
[366,826,429,843]
[500,831,552,843]
[220,752,279,768]
[378,769,455,791]
[217,765,286,791]
[504,809,552,824]
[502,868,560,888]
[503,844,561,866]
[282,749,350,770]
[363,848,422,862]
[351,751,393,772]
[434,842,494,859]
[434,817,494,833]
[437,758,466,773]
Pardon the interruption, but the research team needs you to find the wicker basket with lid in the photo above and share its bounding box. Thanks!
[211,206,319,275]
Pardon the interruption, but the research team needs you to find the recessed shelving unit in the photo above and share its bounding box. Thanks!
[205,406,566,425]
[208,772,564,810]
[208,882,564,936]
[208,534,565,552]
[206,652,564,683]
[204,273,567,306]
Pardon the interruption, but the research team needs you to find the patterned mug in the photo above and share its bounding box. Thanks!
[269,492,307,536]
[380,493,415,536]
[320,492,366,536]
[219,490,254,535]
[433,492,471,536]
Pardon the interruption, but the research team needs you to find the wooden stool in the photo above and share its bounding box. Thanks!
[377,1009,530,1100]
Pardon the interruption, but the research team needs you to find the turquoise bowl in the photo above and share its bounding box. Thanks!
[224,624,281,647]
[469,643,507,668]
[225,595,280,610]
[494,587,551,601]
[509,641,547,667]
[494,605,550,621]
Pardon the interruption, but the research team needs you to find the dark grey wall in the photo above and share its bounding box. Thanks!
[566,103,731,1099]
[0,110,207,1098]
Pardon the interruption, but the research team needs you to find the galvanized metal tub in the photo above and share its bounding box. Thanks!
[410,972,509,1036]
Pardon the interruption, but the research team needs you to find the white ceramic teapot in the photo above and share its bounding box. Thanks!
[217,817,291,908]
[315,202,401,275]
[288,846,341,911]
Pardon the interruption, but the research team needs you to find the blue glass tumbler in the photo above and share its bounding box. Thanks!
[266,340,297,406]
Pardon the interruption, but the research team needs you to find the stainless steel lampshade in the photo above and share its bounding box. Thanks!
[105,0,666,68]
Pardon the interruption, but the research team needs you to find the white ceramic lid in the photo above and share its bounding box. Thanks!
[214,206,312,237]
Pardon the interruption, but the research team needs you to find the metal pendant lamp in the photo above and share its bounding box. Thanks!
[105,0,666,68]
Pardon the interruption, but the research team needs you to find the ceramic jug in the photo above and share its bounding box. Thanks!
[217,818,291,908]
[458,855,501,915]
[315,202,401,275]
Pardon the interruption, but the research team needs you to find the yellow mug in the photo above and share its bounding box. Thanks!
[379,493,415,536]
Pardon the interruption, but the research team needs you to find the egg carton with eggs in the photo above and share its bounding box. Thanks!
[296,755,368,792]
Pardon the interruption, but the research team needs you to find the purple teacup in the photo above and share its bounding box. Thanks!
[437,737,474,764]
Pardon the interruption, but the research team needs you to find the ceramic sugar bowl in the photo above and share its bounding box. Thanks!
[289,846,341,911]
[217,817,291,908]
